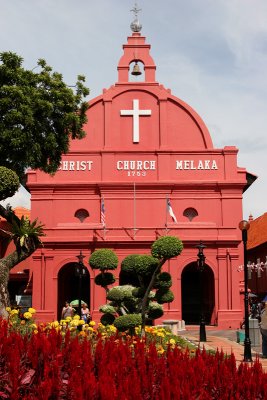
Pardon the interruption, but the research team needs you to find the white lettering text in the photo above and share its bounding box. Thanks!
[176,160,218,170]
[58,161,93,171]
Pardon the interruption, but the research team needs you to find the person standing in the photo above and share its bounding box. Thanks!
[61,301,74,319]
[81,303,90,323]
[259,302,267,358]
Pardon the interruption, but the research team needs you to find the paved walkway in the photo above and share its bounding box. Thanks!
[179,328,267,370]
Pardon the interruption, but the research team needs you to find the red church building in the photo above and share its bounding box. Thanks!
[26,14,256,328]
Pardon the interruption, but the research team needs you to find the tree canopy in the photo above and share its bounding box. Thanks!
[0,51,89,182]
[0,51,90,314]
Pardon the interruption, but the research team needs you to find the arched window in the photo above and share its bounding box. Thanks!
[74,209,89,223]
[129,61,145,82]
[183,208,198,222]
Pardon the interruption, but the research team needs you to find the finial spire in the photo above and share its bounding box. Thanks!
[130,2,142,33]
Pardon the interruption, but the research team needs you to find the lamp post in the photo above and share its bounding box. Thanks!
[196,241,207,342]
[75,251,86,318]
[239,220,252,362]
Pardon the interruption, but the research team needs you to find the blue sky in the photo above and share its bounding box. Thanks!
[1,0,267,219]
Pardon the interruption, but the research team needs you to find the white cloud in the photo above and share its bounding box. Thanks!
[1,186,31,209]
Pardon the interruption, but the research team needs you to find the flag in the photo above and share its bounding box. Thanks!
[167,198,177,223]
[101,198,106,227]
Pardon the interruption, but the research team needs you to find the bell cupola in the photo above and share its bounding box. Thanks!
[117,3,157,84]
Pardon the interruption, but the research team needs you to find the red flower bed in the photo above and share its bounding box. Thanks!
[0,318,267,399]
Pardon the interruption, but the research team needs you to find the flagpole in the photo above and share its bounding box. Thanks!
[165,196,168,229]
[101,197,106,240]
[133,182,136,239]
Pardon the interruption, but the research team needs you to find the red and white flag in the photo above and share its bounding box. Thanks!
[167,198,177,223]
[101,198,106,227]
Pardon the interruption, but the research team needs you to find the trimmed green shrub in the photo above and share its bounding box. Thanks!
[107,285,134,302]
[154,272,172,289]
[134,255,159,276]
[121,254,139,274]
[95,272,115,287]
[114,314,142,332]
[100,313,115,326]
[157,272,172,281]
[155,289,174,304]
[151,236,183,260]
[147,302,164,319]
[89,249,118,271]
[0,166,20,201]
[99,304,117,314]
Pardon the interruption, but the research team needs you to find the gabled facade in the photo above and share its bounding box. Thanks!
[26,24,254,328]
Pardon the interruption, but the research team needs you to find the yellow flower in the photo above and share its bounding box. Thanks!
[157,345,165,354]
[73,315,80,320]
[78,320,85,325]
[5,307,11,313]
[169,339,176,345]
[51,321,59,328]
[10,309,19,315]
[88,327,94,332]
[157,332,164,338]
[65,316,72,322]
[89,321,96,326]
[31,323,38,329]
[23,312,32,320]
[33,330,38,334]
[79,331,86,337]
[28,307,36,314]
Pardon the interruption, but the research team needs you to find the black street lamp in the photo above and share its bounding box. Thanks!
[239,220,252,362]
[75,251,87,318]
[196,241,207,342]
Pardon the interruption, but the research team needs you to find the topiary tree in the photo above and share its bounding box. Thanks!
[136,237,183,335]
[89,249,118,295]
[97,236,183,335]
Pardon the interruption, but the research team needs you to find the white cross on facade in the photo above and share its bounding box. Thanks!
[120,99,152,143]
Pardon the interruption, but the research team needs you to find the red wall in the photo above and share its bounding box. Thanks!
[26,32,250,328]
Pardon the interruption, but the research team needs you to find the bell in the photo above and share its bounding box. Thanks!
[131,62,142,76]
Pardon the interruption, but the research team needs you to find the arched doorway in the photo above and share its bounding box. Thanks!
[57,263,90,320]
[181,262,215,325]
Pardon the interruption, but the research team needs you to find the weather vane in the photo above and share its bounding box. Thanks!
[130,2,142,32]
[131,2,141,19]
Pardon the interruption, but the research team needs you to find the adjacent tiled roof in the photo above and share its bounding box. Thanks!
[247,212,267,250]
[0,207,30,223]
[0,207,31,237]
[12,207,30,219]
